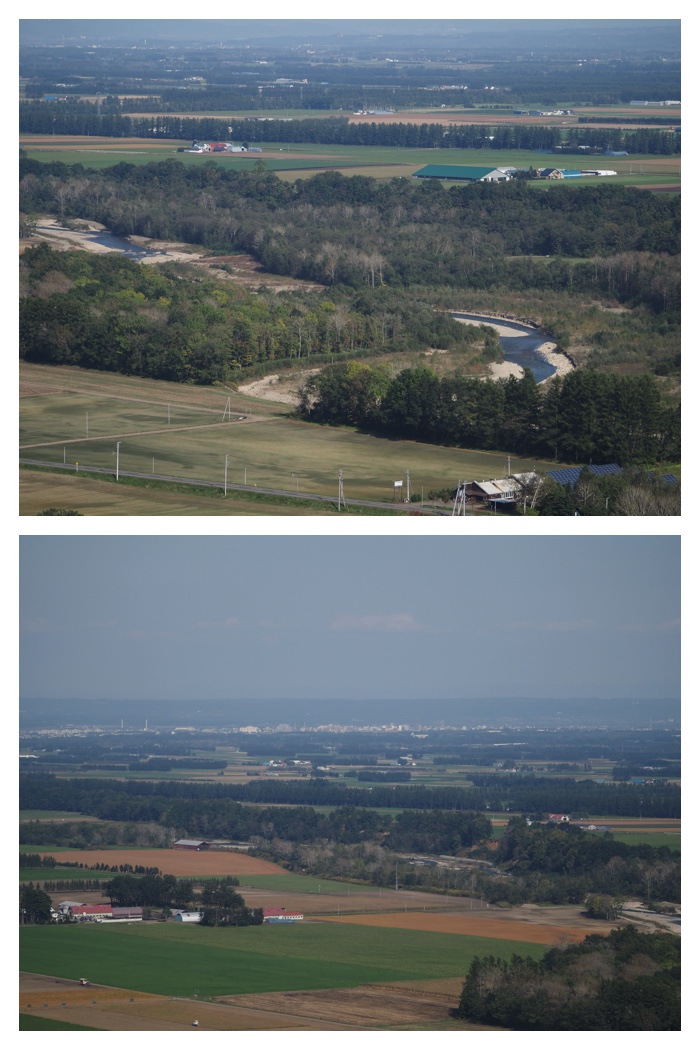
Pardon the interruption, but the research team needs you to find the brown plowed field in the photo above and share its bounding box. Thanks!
[318,911,599,945]
[223,983,458,1027]
[19,975,360,1030]
[37,848,285,876]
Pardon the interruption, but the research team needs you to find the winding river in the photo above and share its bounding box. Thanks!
[33,225,559,382]
[451,312,557,383]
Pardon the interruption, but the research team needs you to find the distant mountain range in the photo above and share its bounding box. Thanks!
[20,695,680,730]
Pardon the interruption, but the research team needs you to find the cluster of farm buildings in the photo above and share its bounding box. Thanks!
[49,900,302,925]
[413,164,619,183]
[179,141,263,154]
[454,465,676,514]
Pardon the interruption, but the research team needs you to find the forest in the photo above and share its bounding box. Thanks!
[458,926,680,1030]
[19,158,681,383]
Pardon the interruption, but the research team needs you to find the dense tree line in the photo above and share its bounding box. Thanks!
[19,773,681,822]
[19,104,681,156]
[303,362,679,465]
[19,852,58,868]
[458,926,680,1030]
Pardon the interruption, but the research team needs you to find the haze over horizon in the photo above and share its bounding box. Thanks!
[20,536,679,705]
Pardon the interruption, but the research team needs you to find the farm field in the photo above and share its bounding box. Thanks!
[36,848,285,877]
[20,867,115,883]
[320,910,602,945]
[19,921,546,998]
[18,971,491,1031]
[20,363,563,513]
[20,135,680,188]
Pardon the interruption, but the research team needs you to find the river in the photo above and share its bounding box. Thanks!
[451,312,557,383]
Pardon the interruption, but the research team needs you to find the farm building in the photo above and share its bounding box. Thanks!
[412,165,512,183]
[548,814,570,823]
[111,907,143,920]
[69,905,113,921]
[174,911,204,923]
[173,839,210,850]
[262,907,304,923]
[538,168,582,179]
[463,472,537,509]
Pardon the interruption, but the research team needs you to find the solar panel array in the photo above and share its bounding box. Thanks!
[547,464,622,486]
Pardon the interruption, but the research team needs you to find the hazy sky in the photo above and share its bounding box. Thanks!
[20,536,679,703]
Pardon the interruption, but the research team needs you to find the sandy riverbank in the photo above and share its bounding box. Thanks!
[453,313,574,380]
[23,219,205,264]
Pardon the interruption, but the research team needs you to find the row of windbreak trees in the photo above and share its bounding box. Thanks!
[19,773,682,823]
[302,362,680,465]
[18,104,681,155]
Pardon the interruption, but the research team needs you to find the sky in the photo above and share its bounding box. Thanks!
[20,535,680,703]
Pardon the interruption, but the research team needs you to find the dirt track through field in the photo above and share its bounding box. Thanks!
[37,848,286,876]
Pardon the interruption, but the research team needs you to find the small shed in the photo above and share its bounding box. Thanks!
[262,907,304,923]
[175,911,204,923]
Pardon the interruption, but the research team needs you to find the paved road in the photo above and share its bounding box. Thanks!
[20,459,451,514]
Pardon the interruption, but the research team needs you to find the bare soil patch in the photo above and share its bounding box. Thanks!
[239,369,319,405]
[36,848,286,877]
[223,983,457,1028]
[319,907,613,945]
[20,972,162,1007]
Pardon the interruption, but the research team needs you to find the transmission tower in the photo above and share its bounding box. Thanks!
[452,481,468,516]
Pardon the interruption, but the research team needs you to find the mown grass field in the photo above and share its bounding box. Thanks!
[20,386,563,507]
[20,922,545,998]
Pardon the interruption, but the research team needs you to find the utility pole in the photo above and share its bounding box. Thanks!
[338,470,346,511]
[116,441,121,481]
[224,454,229,496]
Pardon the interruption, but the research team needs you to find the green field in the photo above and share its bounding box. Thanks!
[232,873,372,895]
[20,813,88,823]
[20,923,545,997]
[20,867,115,882]
[19,1015,99,1031]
